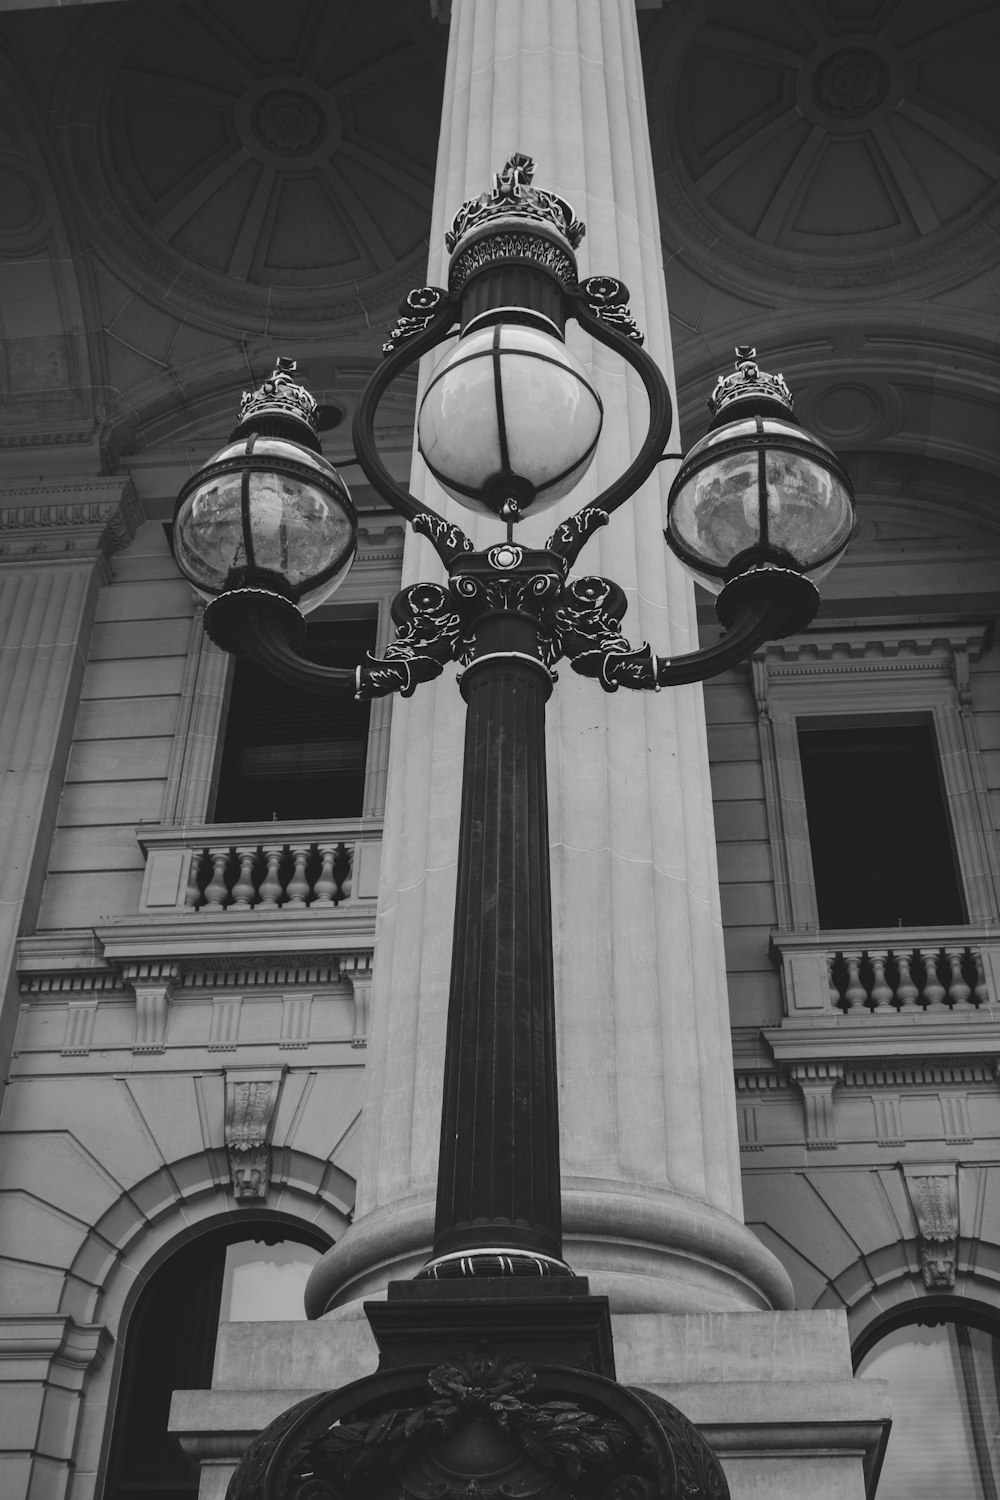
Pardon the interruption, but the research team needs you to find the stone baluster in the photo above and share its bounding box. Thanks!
[314,844,339,904]
[869,950,894,1013]
[184,853,203,909]
[231,847,257,909]
[972,950,990,1007]
[825,952,841,1009]
[202,848,231,912]
[921,949,947,1010]
[258,846,284,909]
[337,843,353,901]
[286,845,311,908]
[843,951,868,1013]
[945,948,972,1009]
[895,950,920,1011]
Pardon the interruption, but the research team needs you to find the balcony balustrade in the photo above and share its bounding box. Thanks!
[136,820,382,916]
[772,927,998,1020]
[766,926,1000,1068]
[828,944,989,1014]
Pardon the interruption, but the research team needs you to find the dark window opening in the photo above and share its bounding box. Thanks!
[798,722,965,929]
[213,615,376,822]
[104,1229,324,1500]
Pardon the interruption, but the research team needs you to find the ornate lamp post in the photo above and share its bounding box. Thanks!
[173,155,855,1500]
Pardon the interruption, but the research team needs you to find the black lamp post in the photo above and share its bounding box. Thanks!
[173,155,855,1500]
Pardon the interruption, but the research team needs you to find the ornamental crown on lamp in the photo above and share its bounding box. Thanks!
[444,152,586,256]
[708,346,794,419]
[235,355,320,439]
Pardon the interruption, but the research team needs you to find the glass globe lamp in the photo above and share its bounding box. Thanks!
[666,348,855,595]
[173,362,357,616]
[417,324,603,519]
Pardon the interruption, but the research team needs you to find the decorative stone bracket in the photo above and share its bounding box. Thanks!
[790,1062,844,1148]
[339,952,373,1047]
[903,1164,959,1289]
[123,961,180,1053]
[224,1068,285,1202]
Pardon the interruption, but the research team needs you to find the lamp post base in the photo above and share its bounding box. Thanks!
[224,1282,732,1499]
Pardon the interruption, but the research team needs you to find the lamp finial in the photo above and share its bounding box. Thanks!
[708,346,794,420]
[235,358,320,439]
[445,153,586,256]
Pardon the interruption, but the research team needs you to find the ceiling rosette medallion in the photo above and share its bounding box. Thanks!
[644,0,1000,296]
[61,0,444,334]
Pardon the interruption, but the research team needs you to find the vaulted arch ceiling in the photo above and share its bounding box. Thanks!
[0,0,997,496]
[61,0,444,335]
[0,0,445,466]
[641,0,1000,485]
[0,44,99,450]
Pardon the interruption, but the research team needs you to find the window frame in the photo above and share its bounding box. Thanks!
[752,622,1000,932]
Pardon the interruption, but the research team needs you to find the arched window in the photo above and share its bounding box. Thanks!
[855,1307,1000,1498]
[104,1225,326,1500]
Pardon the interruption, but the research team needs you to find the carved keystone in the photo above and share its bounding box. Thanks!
[903,1165,959,1290]
[224,1069,285,1203]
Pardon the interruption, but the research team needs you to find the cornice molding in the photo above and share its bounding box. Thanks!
[0,477,141,561]
[757,621,991,674]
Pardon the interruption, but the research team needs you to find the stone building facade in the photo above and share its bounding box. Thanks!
[0,1,998,1497]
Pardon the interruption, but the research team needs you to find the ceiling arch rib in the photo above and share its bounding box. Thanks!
[0,48,99,451]
[645,0,1000,296]
[56,0,446,337]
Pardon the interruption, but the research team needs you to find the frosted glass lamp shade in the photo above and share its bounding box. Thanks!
[666,414,855,593]
[417,324,603,517]
[173,435,357,613]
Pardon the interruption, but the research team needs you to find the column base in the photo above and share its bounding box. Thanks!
[304,1182,794,1319]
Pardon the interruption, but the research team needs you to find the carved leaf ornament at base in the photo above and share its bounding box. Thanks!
[227,1351,729,1500]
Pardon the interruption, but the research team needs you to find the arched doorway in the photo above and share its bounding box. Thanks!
[856,1302,1000,1499]
[104,1223,327,1500]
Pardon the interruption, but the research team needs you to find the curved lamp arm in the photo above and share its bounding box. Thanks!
[557,567,819,692]
[351,290,465,539]
[203,581,462,702]
[547,279,673,567]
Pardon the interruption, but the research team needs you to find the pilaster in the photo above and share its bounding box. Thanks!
[0,478,138,1104]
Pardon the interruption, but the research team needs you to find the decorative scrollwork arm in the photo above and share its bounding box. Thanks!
[557,569,820,691]
[576,276,644,345]
[357,582,462,701]
[352,289,461,529]
[383,286,453,354]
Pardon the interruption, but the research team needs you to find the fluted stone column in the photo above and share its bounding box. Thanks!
[306,0,792,1317]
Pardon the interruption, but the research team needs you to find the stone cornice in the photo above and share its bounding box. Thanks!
[0,478,141,561]
[738,1056,997,1093]
[763,1015,1000,1067]
[756,620,991,676]
[17,926,373,993]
